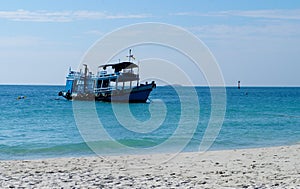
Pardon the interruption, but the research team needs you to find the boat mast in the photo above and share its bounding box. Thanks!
[128,49,132,62]
[127,49,134,89]
[83,64,88,93]
[137,60,140,86]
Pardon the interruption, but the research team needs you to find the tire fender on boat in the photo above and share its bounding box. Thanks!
[151,81,156,88]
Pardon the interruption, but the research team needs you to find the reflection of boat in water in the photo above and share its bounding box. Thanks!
[58,50,156,103]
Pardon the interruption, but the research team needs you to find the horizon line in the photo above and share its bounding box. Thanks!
[0,83,299,87]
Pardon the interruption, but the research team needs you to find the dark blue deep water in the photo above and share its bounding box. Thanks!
[0,85,299,159]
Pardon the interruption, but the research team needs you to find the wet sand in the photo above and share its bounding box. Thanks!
[0,145,299,188]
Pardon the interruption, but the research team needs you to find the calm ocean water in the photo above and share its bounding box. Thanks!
[0,85,299,160]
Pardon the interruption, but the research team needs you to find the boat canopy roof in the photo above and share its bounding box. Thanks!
[99,62,138,72]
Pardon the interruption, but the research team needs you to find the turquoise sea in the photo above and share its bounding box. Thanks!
[0,85,299,160]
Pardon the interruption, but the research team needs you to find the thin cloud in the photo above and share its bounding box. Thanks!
[189,23,300,42]
[0,9,151,22]
[0,36,43,47]
[84,30,104,36]
[172,9,300,20]
[170,12,222,17]
[172,9,300,40]
[222,9,300,20]
[0,36,73,48]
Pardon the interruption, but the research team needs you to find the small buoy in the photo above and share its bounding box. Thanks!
[17,96,26,100]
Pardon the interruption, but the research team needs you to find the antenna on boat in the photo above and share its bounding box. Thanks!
[137,60,140,86]
[127,49,135,62]
[127,49,132,62]
[83,64,88,93]
[138,60,140,75]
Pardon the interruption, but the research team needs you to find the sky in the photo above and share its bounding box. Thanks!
[0,0,300,86]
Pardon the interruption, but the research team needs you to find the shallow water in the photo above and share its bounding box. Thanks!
[0,85,299,159]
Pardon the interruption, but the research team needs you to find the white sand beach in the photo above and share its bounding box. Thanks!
[0,145,299,188]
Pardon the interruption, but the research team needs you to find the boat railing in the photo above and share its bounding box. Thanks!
[117,72,139,82]
[97,72,120,77]
[94,87,113,93]
[123,69,134,73]
[68,71,94,79]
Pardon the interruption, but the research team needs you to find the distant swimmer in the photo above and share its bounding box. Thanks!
[238,81,241,89]
[17,96,26,100]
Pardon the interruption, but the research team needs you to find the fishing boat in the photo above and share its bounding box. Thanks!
[58,50,156,103]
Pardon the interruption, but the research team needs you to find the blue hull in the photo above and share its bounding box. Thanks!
[95,84,154,103]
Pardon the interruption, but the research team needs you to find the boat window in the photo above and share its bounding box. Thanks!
[97,80,102,88]
[102,80,109,88]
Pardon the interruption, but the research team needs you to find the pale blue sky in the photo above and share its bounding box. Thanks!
[0,0,300,86]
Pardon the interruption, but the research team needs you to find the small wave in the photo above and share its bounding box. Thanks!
[0,138,170,160]
[262,113,300,118]
[0,142,92,160]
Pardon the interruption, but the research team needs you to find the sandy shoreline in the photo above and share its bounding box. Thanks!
[0,145,299,189]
